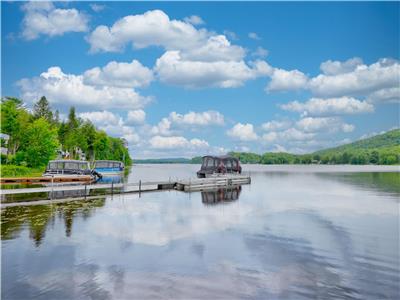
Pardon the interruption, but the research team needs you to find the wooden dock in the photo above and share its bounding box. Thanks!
[1,175,94,185]
[1,175,251,206]
[175,175,251,192]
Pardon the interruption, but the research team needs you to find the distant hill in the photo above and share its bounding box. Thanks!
[315,129,400,155]
[133,130,400,165]
[230,129,399,165]
[134,158,192,164]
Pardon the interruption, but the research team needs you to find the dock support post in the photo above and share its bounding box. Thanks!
[51,175,54,200]
[85,184,87,199]
[111,182,114,196]
[139,180,142,197]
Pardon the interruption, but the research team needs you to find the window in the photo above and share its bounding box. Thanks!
[225,159,232,170]
[65,162,78,169]
[206,158,215,167]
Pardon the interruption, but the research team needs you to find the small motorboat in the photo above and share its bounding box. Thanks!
[93,160,124,176]
[43,160,102,180]
[197,155,242,178]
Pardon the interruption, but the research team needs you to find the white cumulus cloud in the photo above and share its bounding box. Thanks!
[169,111,225,126]
[149,135,209,149]
[126,109,146,125]
[261,120,291,131]
[155,51,271,88]
[266,68,308,92]
[21,1,88,40]
[83,60,153,88]
[227,123,258,141]
[280,96,374,116]
[296,117,354,133]
[87,9,209,53]
[309,58,400,97]
[18,66,150,110]
[320,57,364,75]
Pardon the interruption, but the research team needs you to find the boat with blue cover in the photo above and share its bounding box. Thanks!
[43,159,102,180]
[93,160,124,176]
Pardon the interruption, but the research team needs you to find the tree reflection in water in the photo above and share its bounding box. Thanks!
[201,185,242,205]
[1,198,106,246]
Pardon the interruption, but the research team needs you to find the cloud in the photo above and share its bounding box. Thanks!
[87,10,274,89]
[126,110,146,125]
[266,68,309,92]
[320,57,364,75]
[79,110,122,127]
[79,110,140,145]
[18,66,150,110]
[366,87,400,104]
[296,117,354,133]
[21,1,88,40]
[151,118,173,136]
[184,15,205,25]
[227,123,258,141]
[149,136,209,149]
[261,120,291,131]
[83,59,154,88]
[87,10,209,53]
[262,128,315,143]
[309,58,400,97]
[280,96,374,116]
[180,35,245,62]
[223,30,238,41]
[150,110,225,136]
[169,111,225,126]
[248,32,261,40]
[155,51,271,88]
[252,46,269,58]
[90,4,106,12]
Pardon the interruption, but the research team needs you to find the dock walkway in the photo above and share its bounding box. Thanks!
[1,175,251,202]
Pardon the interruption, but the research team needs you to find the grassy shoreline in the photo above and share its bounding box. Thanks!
[0,165,45,178]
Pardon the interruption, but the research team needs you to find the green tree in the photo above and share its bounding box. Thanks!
[20,118,59,167]
[67,107,79,130]
[0,97,31,155]
[33,96,53,122]
[369,151,379,164]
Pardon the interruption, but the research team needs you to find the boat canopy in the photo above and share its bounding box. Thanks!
[94,160,124,168]
[47,160,90,170]
[201,155,240,168]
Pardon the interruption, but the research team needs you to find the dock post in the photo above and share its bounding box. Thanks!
[51,175,54,200]
[139,180,142,197]
[111,182,114,195]
[85,184,87,199]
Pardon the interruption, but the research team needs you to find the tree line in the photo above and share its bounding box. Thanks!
[1,96,132,169]
[228,149,399,165]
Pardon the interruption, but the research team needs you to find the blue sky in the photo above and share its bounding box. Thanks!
[2,1,399,158]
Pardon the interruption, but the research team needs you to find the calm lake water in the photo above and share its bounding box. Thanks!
[2,164,399,299]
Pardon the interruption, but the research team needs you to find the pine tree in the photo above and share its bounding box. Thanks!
[33,96,53,122]
[67,107,79,130]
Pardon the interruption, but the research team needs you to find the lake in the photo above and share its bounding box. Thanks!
[1,164,399,299]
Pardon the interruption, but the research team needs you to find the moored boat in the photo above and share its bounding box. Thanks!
[197,155,242,178]
[43,160,102,180]
[93,160,124,176]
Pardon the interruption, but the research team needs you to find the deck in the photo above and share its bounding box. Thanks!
[1,175,251,207]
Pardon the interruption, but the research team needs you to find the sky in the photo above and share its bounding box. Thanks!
[1,1,399,158]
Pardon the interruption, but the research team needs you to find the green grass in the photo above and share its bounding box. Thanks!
[0,165,45,178]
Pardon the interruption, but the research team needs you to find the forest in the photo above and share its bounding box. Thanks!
[0,96,132,176]
[228,129,400,165]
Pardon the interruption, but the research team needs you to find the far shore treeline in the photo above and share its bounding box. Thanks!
[0,96,132,176]
[135,129,400,165]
